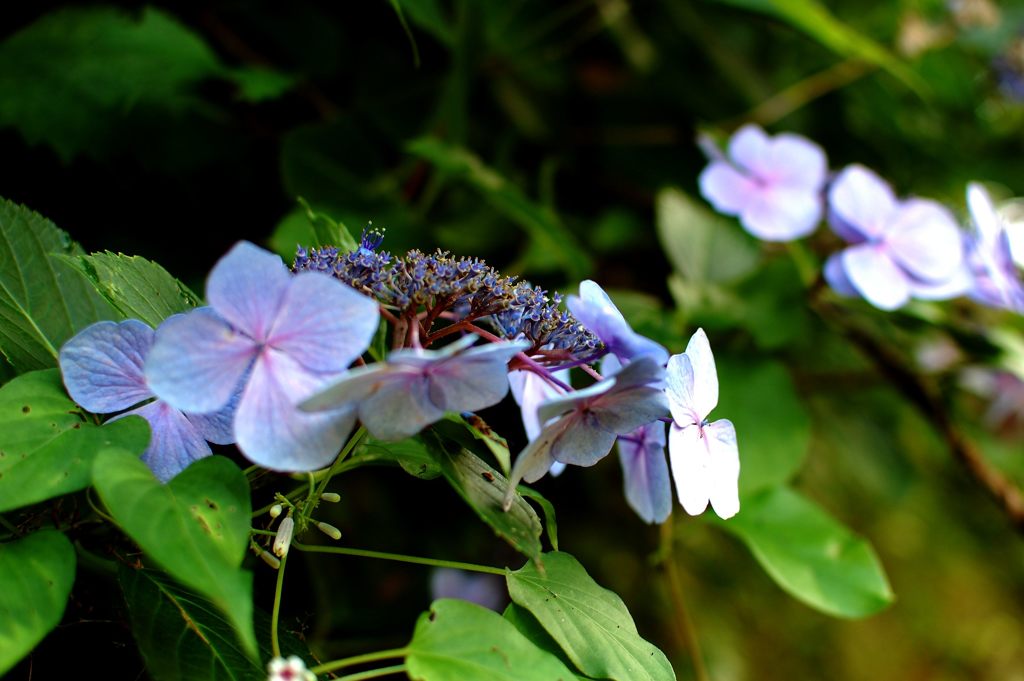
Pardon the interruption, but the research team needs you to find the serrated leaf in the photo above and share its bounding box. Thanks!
[0,531,76,676]
[120,567,309,681]
[62,251,200,328]
[406,137,591,279]
[0,199,116,372]
[93,450,257,657]
[406,599,578,681]
[712,486,894,618]
[506,552,675,681]
[0,369,150,513]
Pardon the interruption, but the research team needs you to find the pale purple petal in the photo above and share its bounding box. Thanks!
[567,281,668,365]
[828,165,898,242]
[506,418,572,497]
[588,385,668,434]
[886,199,963,282]
[116,400,211,483]
[683,328,718,420]
[549,461,566,477]
[299,363,393,412]
[206,242,291,341]
[360,372,444,441]
[740,185,822,241]
[727,124,772,176]
[426,341,527,413]
[968,183,1002,245]
[841,244,911,311]
[909,262,972,301]
[185,391,239,445]
[60,320,155,413]
[509,369,569,441]
[536,378,614,426]
[618,422,671,524]
[145,308,257,414]
[765,133,827,190]
[704,419,740,519]
[823,253,859,297]
[235,349,357,471]
[665,354,698,427]
[267,271,379,373]
[550,414,618,466]
[698,161,757,216]
[668,424,710,516]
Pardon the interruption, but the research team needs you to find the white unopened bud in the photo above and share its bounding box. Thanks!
[258,549,281,570]
[269,504,283,519]
[316,521,341,541]
[320,492,341,503]
[272,517,294,557]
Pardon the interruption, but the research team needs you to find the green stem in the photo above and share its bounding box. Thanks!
[658,518,709,681]
[334,664,407,681]
[310,647,409,675]
[271,551,288,658]
[313,426,367,501]
[292,542,506,575]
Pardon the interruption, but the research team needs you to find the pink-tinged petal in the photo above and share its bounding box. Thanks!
[618,422,671,524]
[267,271,379,373]
[824,253,858,297]
[60,320,155,413]
[360,372,444,441]
[665,353,698,426]
[509,369,569,441]
[886,199,963,281]
[828,165,898,241]
[684,328,718,420]
[841,244,911,311]
[698,161,757,217]
[235,349,357,471]
[703,419,740,519]
[727,124,772,176]
[765,133,828,190]
[206,242,291,341]
[185,391,238,445]
[740,185,822,241]
[115,400,211,483]
[426,341,528,413]
[668,424,710,516]
[145,309,257,414]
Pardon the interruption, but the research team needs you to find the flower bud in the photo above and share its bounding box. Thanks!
[258,549,281,570]
[272,516,294,557]
[316,521,341,541]
[320,492,341,503]
[269,503,283,519]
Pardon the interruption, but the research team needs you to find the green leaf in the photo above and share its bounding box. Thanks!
[298,197,359,252]
[93,450,257,657]
[406,137,592,279]
[447,413,511,475]
[506,552,675,681]
[516,487,559,552]
[713,486,894,618]
[120,567,310,681]
[0,199,116,372]
[0,369,150,513]
[709,0,926,95]
[716,358,810,494]
[0,531,76,676]
[229,67,297,103]
[355,436,442,480]
[0,7,224,160]
[655,188,759,285]
[503,604,593,680]
[427,436,543,563]
[61,251,200,328]
[406,598,579,681]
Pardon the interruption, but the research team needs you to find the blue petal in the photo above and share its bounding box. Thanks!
[59,320,155,414]
[509,369,570,441]
[550,413,618,467]
[618,422,671,524]
[590,385,668,435]
[206,242,291,341]
[567,281,668,365]
[185,389,239,445]
[426,341,527,413]
[146,308,257,414]
[360,371,445,440]
[505,418,572,508]
[114,400,211,482]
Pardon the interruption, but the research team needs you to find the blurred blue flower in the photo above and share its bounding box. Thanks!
[302,335,529,441]
[962,182,1024,312]
[698,124,827,241]
[60,319,236,482]
[430,568,506,612]
[665,329,739,519]
[145,241,380,471]
[567,280,668,366]
[824,164,965,311]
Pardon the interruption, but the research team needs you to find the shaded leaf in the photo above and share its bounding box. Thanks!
[712,486,894,618]
[93,450,257,657]
[516,487,559,552]
[506,552,675,681]
[448,412,511,475]
[503,603,592,680]
[0,531,76,676]
[406,598,578,681]
[229,67,297,103]
[0,369,149,513]
[355,436,442,480]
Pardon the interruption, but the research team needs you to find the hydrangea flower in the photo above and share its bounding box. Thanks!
[698,124,827,241]
[504,356,668,508]
[824,164,965,311]
[145,241,379,471]
[267,656,315,681]
[59,319,235,482]
[566,281,668,365]
[430,568,506,612]
[509,367,571,477]
[617,420,671,524]
[665,329,739,519]
[301,335,529,441]
[961,182,1024,312]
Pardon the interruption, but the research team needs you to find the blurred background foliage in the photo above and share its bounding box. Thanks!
[3,0,1024,679]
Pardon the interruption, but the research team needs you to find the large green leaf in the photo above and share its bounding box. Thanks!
[715,358,810,494]
[0,7,223,160]
[713,486,894,618]
[93,450,257,657]
[655,188,759,285]
[120,567,310,681]
[0,369,149,513]
[428,440,543,563]
[0,199,116,372]
[406,598,579,681]
[406,137,592,279]
[503,604,592,681]
[0,531,76,675]
[506,552,675,681]
[61,252,200,328]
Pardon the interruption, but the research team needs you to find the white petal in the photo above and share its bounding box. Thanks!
[703,419,740,519]
[684,328,718,419]
[665,353,697,425]
[668,424,710,516]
